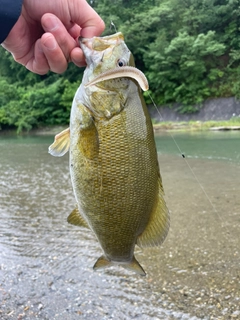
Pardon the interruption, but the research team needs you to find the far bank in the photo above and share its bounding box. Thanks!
[1,97,240,135]
[150,96,240,131]
[149,96,240,122]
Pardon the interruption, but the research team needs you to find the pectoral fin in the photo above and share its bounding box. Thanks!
[93,255,146,276]
[48,127,70,157]
[67,207,89,229]
[77,103,99,160]
[137,179,170,247]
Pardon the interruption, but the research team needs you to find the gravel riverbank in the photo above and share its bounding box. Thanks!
[0,133,239,320]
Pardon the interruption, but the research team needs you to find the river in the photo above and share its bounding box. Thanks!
[0,131,239,320]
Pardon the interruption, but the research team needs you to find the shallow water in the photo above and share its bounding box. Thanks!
[0,132,239,319]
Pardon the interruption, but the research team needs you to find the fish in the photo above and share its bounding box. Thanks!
[48,32,169,276]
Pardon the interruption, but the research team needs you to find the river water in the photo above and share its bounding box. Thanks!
[0,131,239,320]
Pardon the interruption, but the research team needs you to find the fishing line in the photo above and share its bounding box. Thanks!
[147,92,231,239]
[103,25,231,240]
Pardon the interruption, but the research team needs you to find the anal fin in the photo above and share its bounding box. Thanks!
[48,127,70,157]
[137,179,170,247]
[67,207,89,229]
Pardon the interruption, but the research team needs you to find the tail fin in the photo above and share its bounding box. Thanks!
[93,255,146,276]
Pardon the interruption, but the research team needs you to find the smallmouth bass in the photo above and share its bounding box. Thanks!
[49,32,169,275]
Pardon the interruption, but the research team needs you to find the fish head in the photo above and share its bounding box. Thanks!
[80,32,133,77]
[78,32,148,119]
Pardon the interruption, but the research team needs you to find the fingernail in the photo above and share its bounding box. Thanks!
[43,15,58,31]
[43,36,56,50]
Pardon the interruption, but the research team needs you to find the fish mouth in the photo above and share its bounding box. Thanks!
[84,66,149,91]
[79,37,95,65]
[79,32,124,51]
[79,36,93,51]
[79,32,149,91]
[79,32,124,63]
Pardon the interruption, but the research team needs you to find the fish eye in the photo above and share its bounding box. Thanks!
[117,59,126,67]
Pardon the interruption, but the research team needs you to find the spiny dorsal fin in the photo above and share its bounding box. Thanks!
[137,179,170,248]
[48,127,70,157]
[67,207,89,229]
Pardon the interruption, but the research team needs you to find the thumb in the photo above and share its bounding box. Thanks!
[69,0,105,38]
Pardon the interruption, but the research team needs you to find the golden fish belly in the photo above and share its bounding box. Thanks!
[70,93,159,263]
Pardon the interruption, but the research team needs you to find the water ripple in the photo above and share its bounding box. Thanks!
[0,135,239,320]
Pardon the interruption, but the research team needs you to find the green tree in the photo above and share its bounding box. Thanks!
[145,31,226,107]
[1,0,240,132]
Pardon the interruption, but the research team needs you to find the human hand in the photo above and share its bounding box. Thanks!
[1,0,105,74]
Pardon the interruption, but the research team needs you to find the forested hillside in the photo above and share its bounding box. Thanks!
[0,0,240,132]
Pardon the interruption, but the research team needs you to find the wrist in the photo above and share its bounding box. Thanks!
[0,0,23,43]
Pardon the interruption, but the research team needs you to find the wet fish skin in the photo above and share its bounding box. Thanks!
[49,32,169,275]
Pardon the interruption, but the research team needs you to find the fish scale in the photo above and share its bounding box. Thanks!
[49,32,169,275]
